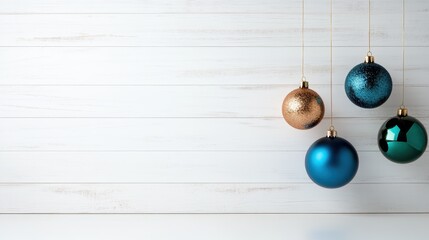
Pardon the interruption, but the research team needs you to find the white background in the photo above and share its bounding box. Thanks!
[1,0,429,239]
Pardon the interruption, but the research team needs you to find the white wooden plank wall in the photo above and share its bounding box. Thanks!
[1,0,429,239]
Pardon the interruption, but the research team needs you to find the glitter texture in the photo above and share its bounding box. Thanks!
[345,62,392,108]
[282,87,325,129]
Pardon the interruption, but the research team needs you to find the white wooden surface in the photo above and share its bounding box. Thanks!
[1,151,428,183]
[1,183,429,213]
[2,214,429,240]
[1,47,428,85]
[1,0,429,238]
[0,118,427,151]
[0,85,427,117]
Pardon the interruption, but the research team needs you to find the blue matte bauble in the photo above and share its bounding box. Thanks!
[345,61,392,108]
[305,136,359,188]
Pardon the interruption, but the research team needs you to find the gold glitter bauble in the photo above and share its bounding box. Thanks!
[282,81,325,129]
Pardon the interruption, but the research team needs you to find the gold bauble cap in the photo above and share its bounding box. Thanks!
[364,55,375,63]
[326,126,337,138]
[300,80,309,89]
[397,106,408,117]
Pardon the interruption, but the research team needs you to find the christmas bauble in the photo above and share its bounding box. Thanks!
[282,81,324,130]
[378,107,427,164]
[306,129,359,188]
[345,55,392,108]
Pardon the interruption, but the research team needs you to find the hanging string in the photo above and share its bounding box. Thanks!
[401,0,405,107]
[329,0,333,128]
[368,0,372,55]
[301,0,306,81]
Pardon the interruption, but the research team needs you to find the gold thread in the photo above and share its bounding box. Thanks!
[301,0,305,82]
[368,0,371,54]
[402,0,405,107]
[330,0,333,130]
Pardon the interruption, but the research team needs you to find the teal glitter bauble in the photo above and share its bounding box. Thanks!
[378,109,428,164]
[345,56,392,108]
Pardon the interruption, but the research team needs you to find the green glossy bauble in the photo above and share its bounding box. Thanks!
[378,113,428,164]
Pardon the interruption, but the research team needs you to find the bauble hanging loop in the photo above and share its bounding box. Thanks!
[344,54,393,108]
[378,107,428,164]
[282,80,325,130]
